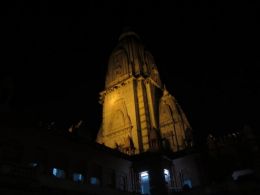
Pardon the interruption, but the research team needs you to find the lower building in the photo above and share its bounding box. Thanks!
[0,124,203,195]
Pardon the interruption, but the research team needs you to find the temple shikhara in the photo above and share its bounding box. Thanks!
[97,31,193,154]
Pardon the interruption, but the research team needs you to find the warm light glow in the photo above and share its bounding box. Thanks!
[97,31,192,155]
[110,94,117,105]
[68,125,73,133]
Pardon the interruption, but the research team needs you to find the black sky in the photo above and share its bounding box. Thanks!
[1,1,258,139]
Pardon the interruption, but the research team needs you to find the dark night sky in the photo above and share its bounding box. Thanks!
[1,1,258,139]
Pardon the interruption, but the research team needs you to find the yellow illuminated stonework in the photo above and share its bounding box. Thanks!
[96,31,193,154]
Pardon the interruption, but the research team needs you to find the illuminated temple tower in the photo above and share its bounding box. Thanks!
[97,31,193,154]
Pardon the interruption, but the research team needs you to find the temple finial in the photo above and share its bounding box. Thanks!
[163,84,169,96]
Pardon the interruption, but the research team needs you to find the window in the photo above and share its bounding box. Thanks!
[88,163,102,186]
[164,169,171,186]
[140,171,150,194]
[73,173,84,183]
[183,179,192,189]
[52,168,65,178]
[90,177,101,186]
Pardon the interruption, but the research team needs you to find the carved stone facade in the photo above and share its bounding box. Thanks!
[159,87,193,152]
[97,31,192,154]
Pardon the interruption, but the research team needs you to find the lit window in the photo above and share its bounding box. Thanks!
[139,171,150,194]
[73,173,84,183]
[164,169,171,185]
[141,171,149,177]
[164,169,169,176]
[183,179,192,189]
[52,168,65,178]
[90,177,100,186]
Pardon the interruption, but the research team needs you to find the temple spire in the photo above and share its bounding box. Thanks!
[97,31,192,154]
[163,84,169,96]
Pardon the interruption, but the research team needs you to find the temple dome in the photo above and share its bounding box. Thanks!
[105,30,161,88]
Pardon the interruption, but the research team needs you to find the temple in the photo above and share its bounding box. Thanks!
[97,31,193,154]
[0,31,258,195]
